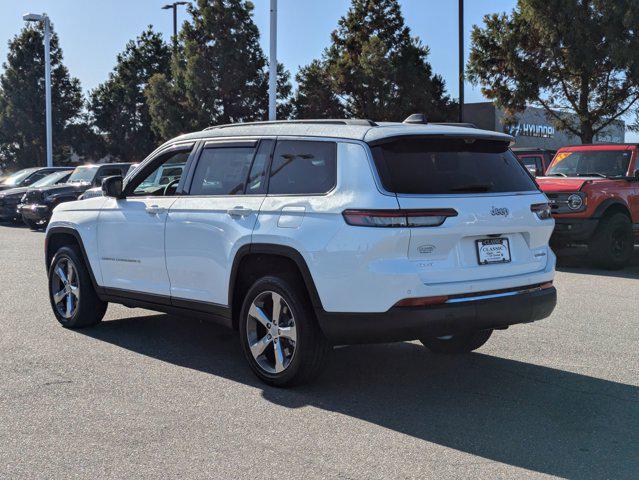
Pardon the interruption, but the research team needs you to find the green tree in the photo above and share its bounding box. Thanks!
[468,0,639,143]
[292,60,345,119]
[146,0,292,138]
[0,21,85,169]
[295,0,454,121]
[89,26,171,162]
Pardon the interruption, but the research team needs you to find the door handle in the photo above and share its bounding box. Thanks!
[146,205,166,215]
[227,206,253,217]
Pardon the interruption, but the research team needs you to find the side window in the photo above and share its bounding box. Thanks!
[96,167,124,183]
[129,150,191,197]
[23,171,49,185]
[246,140,273,194]
[268,140,337,195]
[189,147,256,196]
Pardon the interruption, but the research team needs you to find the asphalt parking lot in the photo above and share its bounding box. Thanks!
[0,224,637,479]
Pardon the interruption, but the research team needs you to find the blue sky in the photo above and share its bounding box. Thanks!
[0,1,636,141]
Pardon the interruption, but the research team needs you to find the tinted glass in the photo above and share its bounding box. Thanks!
[371,138,537,194]
[23,171,51,185]
[269,141,337,195]
[2,169,36,186]
[546,150,632,177]
[31,171,71,187]
[190,147,256,195]
[132,151,190,196]
[246,140,273,194]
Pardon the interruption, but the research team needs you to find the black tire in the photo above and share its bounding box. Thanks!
[23,217,40,230]
[239,276,330,387]
[420,329,493,354]
[588,213,634,270]
[48,245,107,328]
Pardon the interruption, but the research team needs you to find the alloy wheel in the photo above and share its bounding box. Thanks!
[246,291,297,374]
[610,227,628,258]
[51,257,80,319]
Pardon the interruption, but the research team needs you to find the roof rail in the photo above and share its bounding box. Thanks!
[203,118,377,131]
[431,122,477,129]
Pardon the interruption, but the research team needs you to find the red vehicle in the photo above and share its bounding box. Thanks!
[513,148,556,176]
[536,144,639,269]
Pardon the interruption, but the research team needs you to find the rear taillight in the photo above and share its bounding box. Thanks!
[342,209,458,228]
[531,203,552,220]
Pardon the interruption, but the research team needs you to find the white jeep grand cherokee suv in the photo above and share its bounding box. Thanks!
[45,118,557,386]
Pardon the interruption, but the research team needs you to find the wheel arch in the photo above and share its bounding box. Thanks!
[229,244,324,330]
[593,199,632,221]
[45,227,100,291]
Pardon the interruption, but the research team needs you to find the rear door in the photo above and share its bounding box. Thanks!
[370,137,553,285]
[165,139,270,307]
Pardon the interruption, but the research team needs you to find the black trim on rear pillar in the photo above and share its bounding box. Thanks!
[315,287,557,345]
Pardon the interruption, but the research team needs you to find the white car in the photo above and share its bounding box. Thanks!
[45,118,557,386]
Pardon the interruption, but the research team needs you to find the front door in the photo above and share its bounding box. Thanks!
[97,147,193,297]
[165,139,271,306]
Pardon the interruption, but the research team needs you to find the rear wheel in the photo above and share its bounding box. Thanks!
[588,213,634,270]
[239,276,330,387]
[48,246,107,328]
[420,330,493,354]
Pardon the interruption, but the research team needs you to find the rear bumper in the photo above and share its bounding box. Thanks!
[316,286,557,345]
[550,217,598,243]
[18,203,51,222]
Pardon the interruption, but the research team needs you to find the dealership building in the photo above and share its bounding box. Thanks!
[463,102,625,150]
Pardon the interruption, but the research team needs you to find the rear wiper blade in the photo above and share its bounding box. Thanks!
[546,173,567,177]
[576,173,607,178]
[449,184,492,192]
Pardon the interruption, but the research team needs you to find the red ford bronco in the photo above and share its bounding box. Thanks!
[536,144,639,269]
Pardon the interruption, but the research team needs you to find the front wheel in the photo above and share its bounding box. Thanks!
[239,276,330,387]
[48,246,107,328]
[23,217,40,230]
[588,213,634,270]
[420,329,493,354]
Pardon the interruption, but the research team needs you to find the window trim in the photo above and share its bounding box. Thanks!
[184,139,261,197]
[122,142,196,198]
[265,139,338,197]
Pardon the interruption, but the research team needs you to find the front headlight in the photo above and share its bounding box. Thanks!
[567,193,584,211]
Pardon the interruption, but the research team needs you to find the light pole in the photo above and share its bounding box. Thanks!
[269,0,277,120]
[162,2,189,50]
[458,0,464,123]
[23,13,52,168]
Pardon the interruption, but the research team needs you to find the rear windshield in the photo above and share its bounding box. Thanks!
[371,138,537,194]
[546,150,632,177]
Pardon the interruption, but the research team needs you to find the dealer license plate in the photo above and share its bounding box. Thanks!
[476,238,511,265]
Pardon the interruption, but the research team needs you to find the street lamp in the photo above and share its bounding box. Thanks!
[162,1,190,49]
[458,0,464,123]
[23,12,52,168]
[269,0,277,120]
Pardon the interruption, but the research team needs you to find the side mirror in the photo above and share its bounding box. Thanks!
[634,169,639,181]
[102,175,124,198]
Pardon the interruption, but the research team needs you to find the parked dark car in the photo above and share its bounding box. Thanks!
[18,163,134,229]
[0,170,73,222]
[512,148,556,176]
[0,167,73,192]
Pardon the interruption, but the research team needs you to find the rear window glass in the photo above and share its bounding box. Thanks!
[269,141,337,195]
[371,138,537,194]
